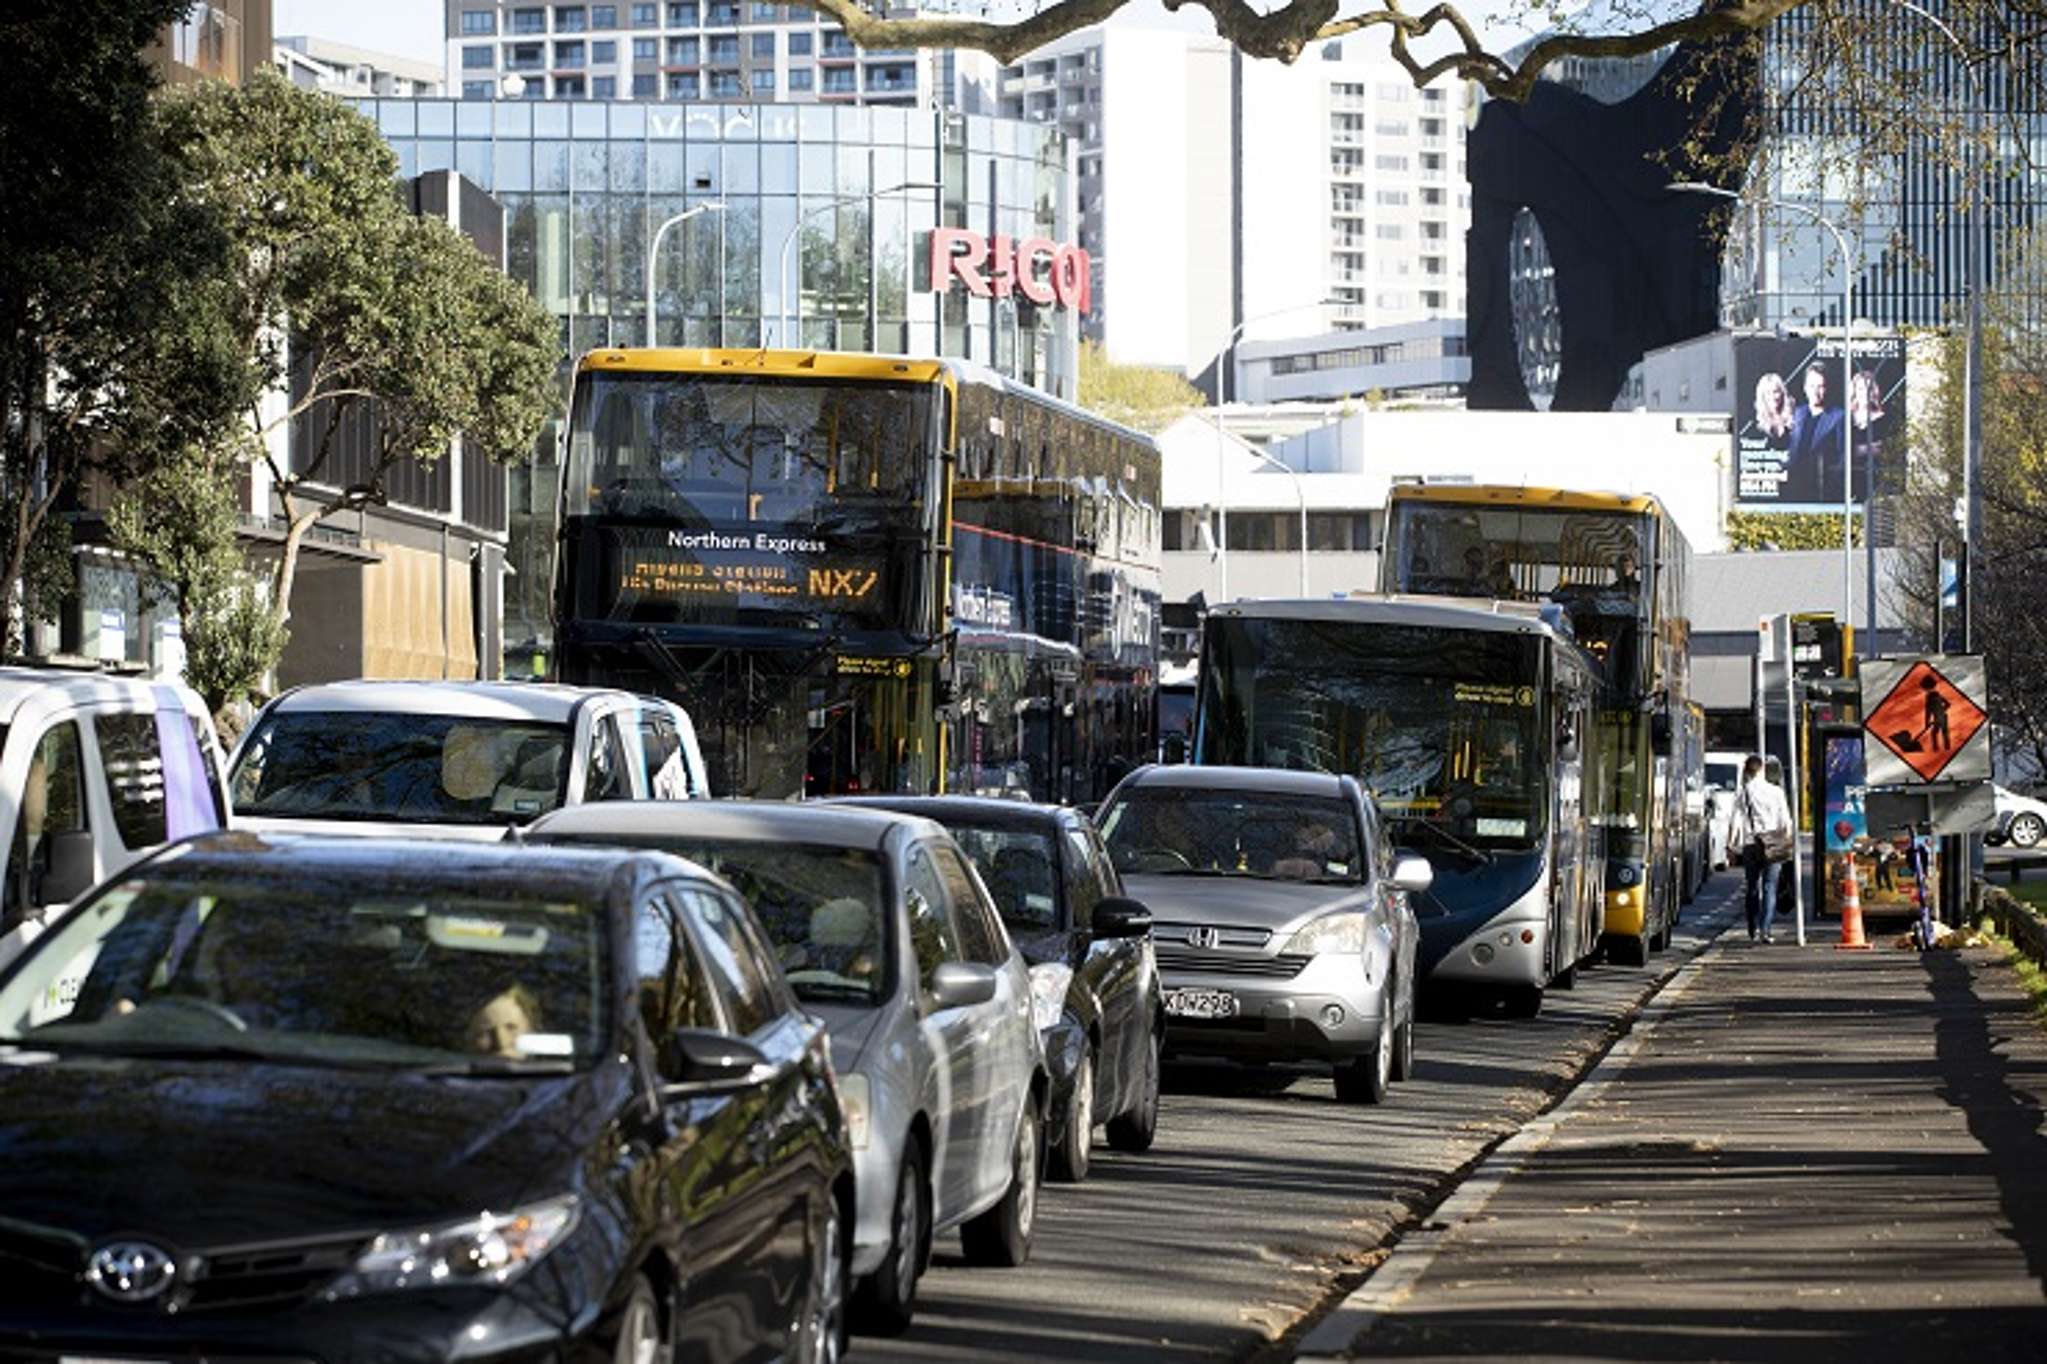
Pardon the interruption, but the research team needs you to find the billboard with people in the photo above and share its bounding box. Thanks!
[1733,333,1906,510]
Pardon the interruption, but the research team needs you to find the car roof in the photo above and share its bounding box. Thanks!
[528,799,943,853]
[1115,765,1351,798]
[140,830,715,901]
[833,795,1074,835]
[263,680,639,725]
[0,667,205,728]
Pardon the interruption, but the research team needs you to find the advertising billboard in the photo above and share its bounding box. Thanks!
[1733,333,1906,510]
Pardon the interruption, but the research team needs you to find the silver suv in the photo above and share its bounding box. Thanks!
[1097,766,1429,1104]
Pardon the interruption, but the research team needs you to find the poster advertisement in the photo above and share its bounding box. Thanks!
[1823,732,1917,912]
[1734,333,1906,511]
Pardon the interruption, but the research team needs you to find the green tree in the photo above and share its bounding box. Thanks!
[0,0,245,655]
[1078,340,1209,434]
[151,72,560,640]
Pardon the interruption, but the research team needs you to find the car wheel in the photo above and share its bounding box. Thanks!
[1391,1010,1416,1083]
[612,1276,669,1364]
[960,1103,1040,1267]
[1502,984,1543,1020]
[1333,995,1393,1104]
[1106,1027,1161,1153]
[1048,1046,1094,1182]
[2013,813,2046,849]
[852,1144,926,1335]
[797,1194,848,1364]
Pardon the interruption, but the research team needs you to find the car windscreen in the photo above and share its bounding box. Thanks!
[945,825,1061,933]
[230,712,573,826]
[0,876,605,1071]
[554,835,888,1007]
[1705,762,1741,789]
[1100,790,1363,884]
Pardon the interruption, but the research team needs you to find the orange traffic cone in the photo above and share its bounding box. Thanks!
[1837,858,1872,951]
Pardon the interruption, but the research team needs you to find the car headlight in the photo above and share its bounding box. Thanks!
[839,1071,871,1151]
[1282,911,1367,956]
[323,1196,578,1300]
[1029,962,1074,1032]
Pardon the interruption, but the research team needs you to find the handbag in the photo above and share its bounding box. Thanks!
[1745,787,1794,864]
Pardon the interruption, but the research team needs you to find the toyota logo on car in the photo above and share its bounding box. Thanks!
[85,1240,178,1304]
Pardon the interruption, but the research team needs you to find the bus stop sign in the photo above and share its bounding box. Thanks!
[1861,656,1989,785]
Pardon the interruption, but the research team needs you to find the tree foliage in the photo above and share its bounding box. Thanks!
[1078,340,1209,433]
[0,0,248,656]
[1891,229,2047,773]
[151,72,560,640]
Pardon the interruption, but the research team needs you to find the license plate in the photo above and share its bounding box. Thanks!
[1164,988,1238,1020]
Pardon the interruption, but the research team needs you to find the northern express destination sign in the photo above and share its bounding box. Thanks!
[596,525,888,624]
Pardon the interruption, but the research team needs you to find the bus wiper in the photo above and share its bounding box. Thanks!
[1386,815,1493,865]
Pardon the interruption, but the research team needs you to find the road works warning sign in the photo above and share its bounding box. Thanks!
[1862,656,1989,785]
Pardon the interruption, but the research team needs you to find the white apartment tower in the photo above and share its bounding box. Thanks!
[1000,26,1473,391]
[444,2,995,109]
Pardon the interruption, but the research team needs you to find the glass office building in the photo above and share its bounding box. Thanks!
[357,96,1082,672]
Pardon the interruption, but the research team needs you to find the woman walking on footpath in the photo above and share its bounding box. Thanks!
[1721,756,1794,942]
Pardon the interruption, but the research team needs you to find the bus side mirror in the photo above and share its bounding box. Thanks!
[1650,710,1674,751]
[1558,724,1579,763]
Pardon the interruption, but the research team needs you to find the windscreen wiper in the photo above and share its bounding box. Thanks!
[1386,815,1493,865]
[409,1056,578,1077]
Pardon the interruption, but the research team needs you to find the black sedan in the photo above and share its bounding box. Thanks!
[0,832,851,1363]
[838,796,1161,1181]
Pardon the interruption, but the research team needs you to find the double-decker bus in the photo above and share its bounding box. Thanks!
[1194,597,1603,1017]
[1378,485,1693,967]
[552,348,1161,802]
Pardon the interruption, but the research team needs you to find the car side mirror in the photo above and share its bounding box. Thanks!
[926,960,999,1011]
[1389,853,1434,894]
[39,829,96,906]
[1092,897,1152,940]
[661,1028,773,1091]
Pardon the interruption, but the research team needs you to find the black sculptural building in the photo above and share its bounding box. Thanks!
[1466,10,1760,411]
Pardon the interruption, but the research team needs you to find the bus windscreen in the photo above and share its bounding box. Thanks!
[1387,502,1649,622]
[1197,617,1547,849]
[563,371,937,631]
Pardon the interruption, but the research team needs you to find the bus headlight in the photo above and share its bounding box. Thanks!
[1029,963,1074,1032]
[1283,911,1368,956]
[1611,887,1642,909]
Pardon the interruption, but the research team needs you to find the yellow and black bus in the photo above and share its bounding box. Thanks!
[553,348,1162,801]
[1378,484,1693,967]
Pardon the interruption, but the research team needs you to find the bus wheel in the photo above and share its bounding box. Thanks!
[1502,985,1542,1019]
[1551,962,1577,991]
[1611,935,1649,968]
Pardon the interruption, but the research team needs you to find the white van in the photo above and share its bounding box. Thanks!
[0,669,231,969]
[227,681,709,840]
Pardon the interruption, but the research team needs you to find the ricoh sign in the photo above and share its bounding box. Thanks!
[929,228,1092,317]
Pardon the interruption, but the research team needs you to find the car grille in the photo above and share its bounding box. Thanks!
[184,1234,367,1311]
[1156,948,1311,980]
[1153,922,1272,950]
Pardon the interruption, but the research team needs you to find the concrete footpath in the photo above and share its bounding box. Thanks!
[1297,908,2047,1361]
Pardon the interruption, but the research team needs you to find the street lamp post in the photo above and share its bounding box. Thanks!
[1670,182,1857,628]
[774,179,939,349]
[1209,298,1340,602]
[644,203,726,348]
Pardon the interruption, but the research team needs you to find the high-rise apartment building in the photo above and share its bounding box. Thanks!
[999,27,1474,394]
[443,2,994,109]
[277,36,445,97]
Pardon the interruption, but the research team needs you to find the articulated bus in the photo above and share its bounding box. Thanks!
[552,348,1162,802]
[1379,485,1693,966]
[1194,597,1602,1017]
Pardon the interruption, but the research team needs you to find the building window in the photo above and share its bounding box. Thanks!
[1374,154,1409,172]
[1421,291,1445,309]
[592,74,617,96]
[522,77,545,98]
[822,32,856,58]
[709,70,741,96]
[555,40,585,67]
[1374,188,1407,205]
[666,71,698,97]
[707,34,738,62]
[512,8,547,34]
[707,1,741,24]
[461,10,497,35]
[631,36,654,58]
[788,66,812,90]
[555,5,587,31]
[1376,223,1406,239]
[821,68,855,93]
[631,1,657,23]
[508,42,545,69]
[788,30,811,55]
[668,2,697,23]
[750,31,775,58]
[1421,152,1444,172]
[555,74,586,96]
[752,1,778,16]
[462,45,495,68]
[632,71,656,95]
[591,3,618,25]
[1421,186,1444,206]
[462,79,495,98]
[667,35,697,61]
[1375,120,1409,136]
[752,68,775,92]
[591,38,615,62]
